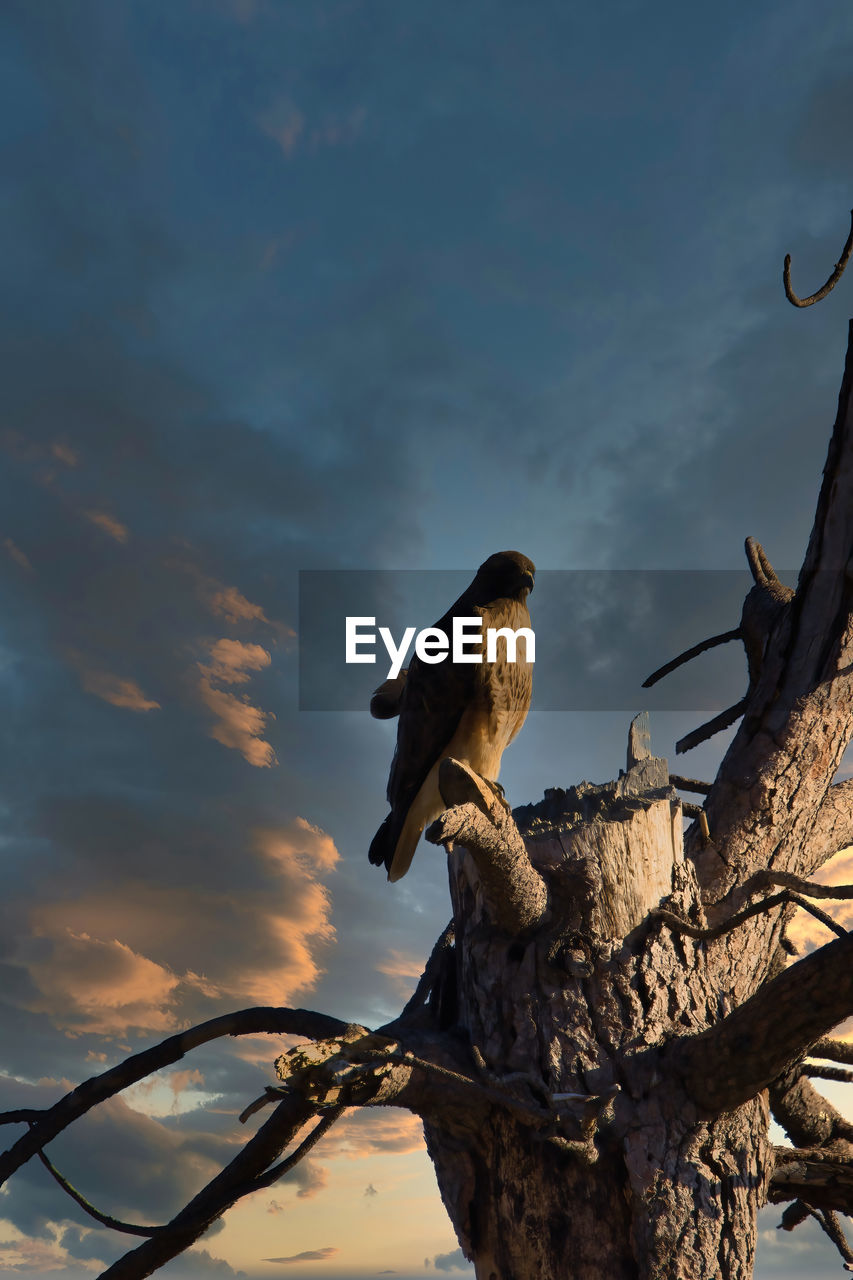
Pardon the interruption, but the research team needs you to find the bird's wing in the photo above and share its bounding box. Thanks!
[385,605,483,815]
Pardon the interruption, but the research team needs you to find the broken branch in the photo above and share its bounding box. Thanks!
[783,210,853,308]
[426,758,548,934]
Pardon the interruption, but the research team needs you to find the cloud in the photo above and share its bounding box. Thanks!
[318,1110,424,1160]
[431,1247,471,1272]
[290,1157,329,1200]
[196,679,276,766]
[257,818,340,876]
[208,584,272,627]
[15,813,341,1032]
[364,1182,378,1196]
[197,639,276,767]
[24,929,182,1035]
[83,508,129,543]
[375,949,425,1000]
[3,537,33,572]
[80,668,161,712]
[0,1233,79,1273]
[202,639,272,685]
[263,1247,338,1263]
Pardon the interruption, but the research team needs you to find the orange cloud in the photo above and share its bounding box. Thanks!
[264,1247,338,1263]
[170,556,295,640]
[83,508,129,543]
[3,537,33,572]
[81,669,161,712]
[203,638,271,684]
[320,1110,425,1160]
[208,584,271,626]
[376,949,426,1001]
[257,817,340,875]
[25,929,182,1035]
[24,818,341,1032]
[197,639,276,766]
[0,1233,84,1273]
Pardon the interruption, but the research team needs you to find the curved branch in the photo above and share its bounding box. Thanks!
[36,1147,160,1237]
[783,210,853,308]
[426,759,548,934]
[770,1069,853,1149]
[674,929,853,1114]
[0,1006,349,1186]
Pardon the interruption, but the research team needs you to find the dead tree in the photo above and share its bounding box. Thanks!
[6,318,853,1279]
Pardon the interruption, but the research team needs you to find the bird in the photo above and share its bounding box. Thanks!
[368,550,535,882]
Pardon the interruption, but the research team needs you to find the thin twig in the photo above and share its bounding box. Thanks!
[669,775,711,795]
[749,869,853,901]
[642,629,742,688]
[676,699,747,755]
[36,1147,160,1237]
[784,210,853,308]
[245,1106,346,1191]
[807,1205,853,1267]
[399,920,454,1020]
[651,890,846,943]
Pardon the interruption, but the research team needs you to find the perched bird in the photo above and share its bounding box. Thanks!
[368,550,535,881]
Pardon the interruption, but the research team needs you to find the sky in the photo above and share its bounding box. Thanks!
[1,1,853,1276]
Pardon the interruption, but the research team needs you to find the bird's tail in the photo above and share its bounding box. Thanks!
[368,813,401,873]
[368,804,428,882]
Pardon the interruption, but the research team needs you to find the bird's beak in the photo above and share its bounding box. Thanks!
[523,571,535,592]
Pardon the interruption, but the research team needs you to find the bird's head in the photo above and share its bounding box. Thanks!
[474,550,536,600]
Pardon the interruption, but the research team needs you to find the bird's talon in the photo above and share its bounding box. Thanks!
[486,779,512,812]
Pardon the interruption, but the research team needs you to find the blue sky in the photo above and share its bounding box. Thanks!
[2,1,853,1275]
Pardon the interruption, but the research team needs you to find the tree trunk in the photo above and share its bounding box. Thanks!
[422,730,770,1279]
